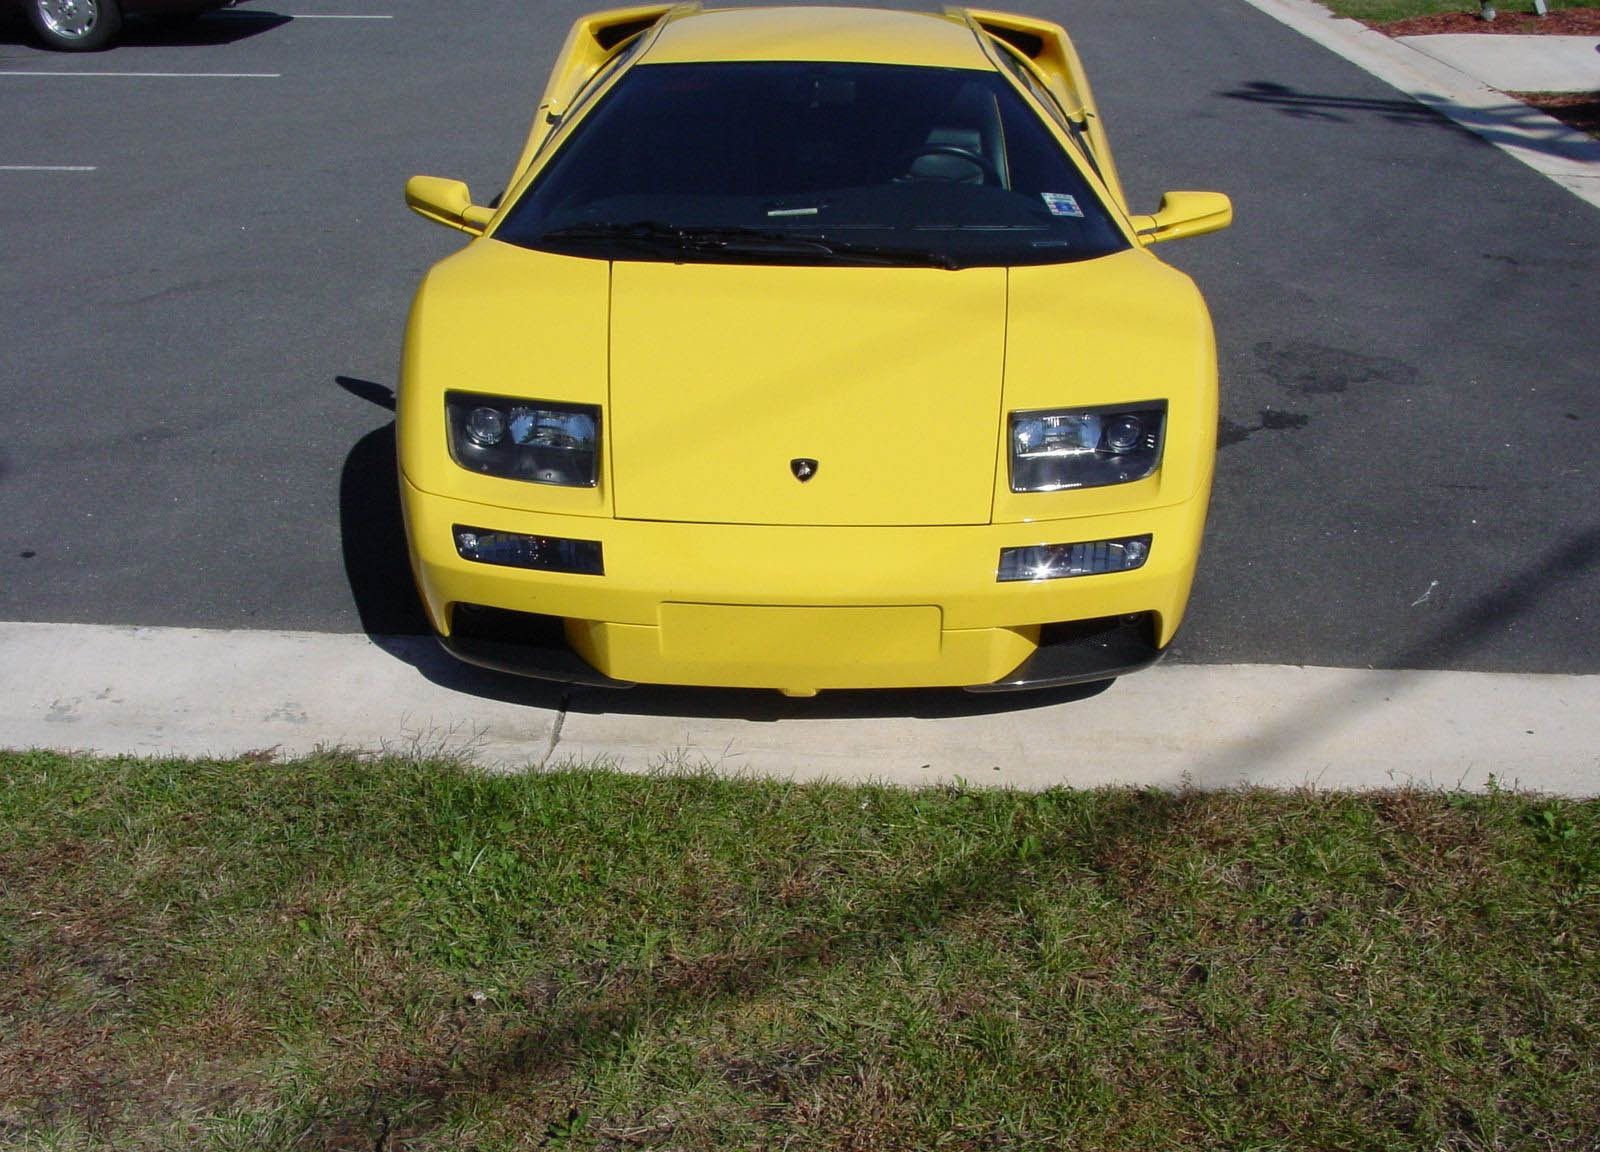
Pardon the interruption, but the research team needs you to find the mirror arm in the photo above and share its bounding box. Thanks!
[1129,192,1232,245]
[404,175,494,236]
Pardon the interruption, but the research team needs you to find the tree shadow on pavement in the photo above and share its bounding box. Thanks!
[1181,522,1600,789]
[1224,80,1442,126]
[1223,80,1600,164]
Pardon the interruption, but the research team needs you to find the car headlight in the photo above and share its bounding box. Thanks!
[1009,401,1166,492]
[445,391,599,487]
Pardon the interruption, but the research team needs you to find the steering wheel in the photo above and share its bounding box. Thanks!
[899,144,1001,185]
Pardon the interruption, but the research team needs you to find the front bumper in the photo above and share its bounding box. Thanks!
[401,475,1208,693]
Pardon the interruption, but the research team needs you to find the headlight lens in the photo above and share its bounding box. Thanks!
[446,391,599,487]
[1009,401,1166,492]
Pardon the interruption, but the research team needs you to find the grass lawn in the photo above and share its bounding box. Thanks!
[2,750,1597,1150]
[1322,0,1596,24]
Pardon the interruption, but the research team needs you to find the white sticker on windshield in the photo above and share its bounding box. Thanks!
[1041,192,1084,218]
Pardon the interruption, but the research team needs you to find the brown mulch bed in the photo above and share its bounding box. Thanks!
[1373,7,1600,138]
[1378,8,1600,34]
[1513,89,1600,134]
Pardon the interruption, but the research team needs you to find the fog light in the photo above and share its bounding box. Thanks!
[453,525,603,575]
[997,534,1151,582]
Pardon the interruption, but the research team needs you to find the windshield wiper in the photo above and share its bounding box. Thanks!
[538,220,835,257]
[537,220,962,269]
[800,237,962,270]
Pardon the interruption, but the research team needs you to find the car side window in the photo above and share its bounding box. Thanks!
[992,43,1101,179]
[540,34,647,153]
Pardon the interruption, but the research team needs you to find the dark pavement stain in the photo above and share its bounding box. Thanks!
[1259,410,1311,431]
[1253,340,1420,396]
[1218,417,1253,448]
[1218,409,1310,449]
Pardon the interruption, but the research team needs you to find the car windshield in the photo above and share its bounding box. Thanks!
[493,61,1129,269]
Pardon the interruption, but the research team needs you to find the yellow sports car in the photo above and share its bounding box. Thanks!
[400,3,1231,697]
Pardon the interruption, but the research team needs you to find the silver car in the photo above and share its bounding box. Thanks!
[15,0,244,50]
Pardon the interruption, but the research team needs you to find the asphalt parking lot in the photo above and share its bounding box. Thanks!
[2,0,1597,677]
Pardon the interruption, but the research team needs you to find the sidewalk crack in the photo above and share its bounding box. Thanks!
[539,693,570,768]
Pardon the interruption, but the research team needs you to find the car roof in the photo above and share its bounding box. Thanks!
[638,5,996,70]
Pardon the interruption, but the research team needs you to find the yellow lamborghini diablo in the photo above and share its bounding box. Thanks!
[400,4,1231,696]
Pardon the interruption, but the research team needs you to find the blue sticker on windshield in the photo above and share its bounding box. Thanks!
[1041,193,1084,218]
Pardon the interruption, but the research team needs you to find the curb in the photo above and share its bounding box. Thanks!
[3,622,1597,794]
[1237,0,1600,209]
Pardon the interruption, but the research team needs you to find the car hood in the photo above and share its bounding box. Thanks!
[608,260,1006,527]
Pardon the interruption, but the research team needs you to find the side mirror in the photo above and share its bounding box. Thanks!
[1129,191,1233,245]
[404,175,496,236]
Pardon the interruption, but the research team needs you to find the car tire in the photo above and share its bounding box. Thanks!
[27,0,124,51]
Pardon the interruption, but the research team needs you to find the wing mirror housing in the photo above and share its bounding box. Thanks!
[1129,191,1233,245]
[405,176,497,236]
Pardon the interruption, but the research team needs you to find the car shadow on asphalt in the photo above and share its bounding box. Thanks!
[0,9,290,50]
[336,377,1115,722]
[371,628,1116,722]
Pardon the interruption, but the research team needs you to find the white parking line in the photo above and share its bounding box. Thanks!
[212,9,392,15]
[0,165,97,171]
[0,71,280,78]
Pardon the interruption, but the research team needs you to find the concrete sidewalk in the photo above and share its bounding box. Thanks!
[1399,32,1600,93]
[4,622,1596,794]
[1243,0,1600,207]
